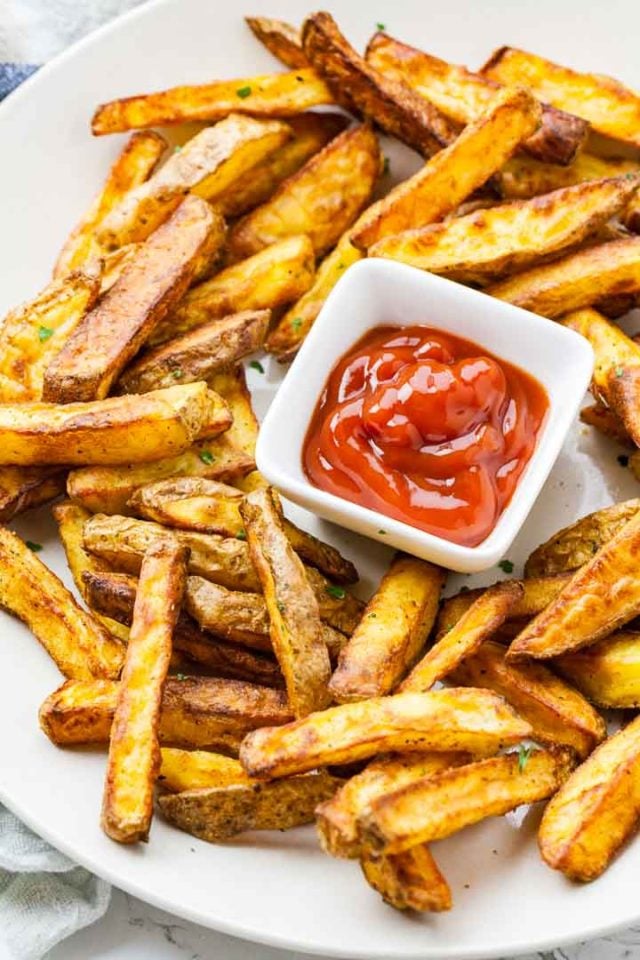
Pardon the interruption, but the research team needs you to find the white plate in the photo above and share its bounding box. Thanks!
[1,1,640,957]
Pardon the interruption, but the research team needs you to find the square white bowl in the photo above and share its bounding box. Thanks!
[257,259,594,573]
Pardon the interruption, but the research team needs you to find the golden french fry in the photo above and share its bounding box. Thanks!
[245,16,307,69]
[497,152,640,200]
[554,631,640,709]
[159,749,251,792]
[360,846,452,913]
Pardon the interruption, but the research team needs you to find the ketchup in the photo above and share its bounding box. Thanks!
[303,325,548,547]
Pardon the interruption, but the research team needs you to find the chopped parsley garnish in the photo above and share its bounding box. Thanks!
[498,559,514,573]
[376,21,386,30]
[199,450,215,465]
[277,601,286,614]
[174,145,182,153]
[518,744,533,773]
[236,530,247,540]
[326,584,346,600]
[38,326,54,341]
[236,86,252,99]
[615,366,624,378]
[171,369,183,379]
[378,529,387,535]
[618,454,630,467]
[26,540,43,552]
[382,156,391,176]
[249,360,265,374]
[175,673,188,681]
[369,613,377,619]
[291,317,303,331]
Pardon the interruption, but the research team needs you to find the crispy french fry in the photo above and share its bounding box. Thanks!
[400,581,523,692]
[101,541,187,843]
[302,12,456,157]
[40,675,291,752]
[239,688,532,780]
[151,235,315,345]
[482,46,640,148]
[0,527,123,680]
[539,715,640,881]
[554,631,640,709]
[329,554,444,702]
[117,310,269,394]
[524,500,640,578]
[228,124,381,261]
[497,152,640,200]
[159,749,251,792]
[562,309,640,445]
[0,383,228,466]
[509,511,640,660]
[487,236,640,318]
[43,196,219,402]
[54,131,166,275]
[245,16,307,69]
[366,33,586,166]
[207,364,266,495]
[98,116,290,248]
[240,487,331,717]
[352,86,542,251]
[0,466,66,523]
[360,845,452,912]
[92,69,334,134]
[371,176,639,283]
[361,748,574,854]
[159,770,341,841]
[66,434,255,516]
[580,402,634,447]
[450,641,606,757]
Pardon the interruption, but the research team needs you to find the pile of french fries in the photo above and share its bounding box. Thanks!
[3,8,640,914]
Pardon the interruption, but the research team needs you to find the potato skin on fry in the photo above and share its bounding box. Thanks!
[539,715,640,881]
[497,152,640,201]
[360,846,452,913]
[240,688,532,780]
[0,466,66,523]
[580,402,634,448]
[245,16,307,70]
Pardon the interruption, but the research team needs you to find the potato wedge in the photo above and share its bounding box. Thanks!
[152,235,315,345]
[40,675,291,752]
[239,688,532,780]
[54,131,166,275]
[370,176,639,284]
[555,631,640,709]
[366,33,586,165]
[360,845,452,913]
[0,466,66,523]
[43,196,219,402]
[400,581,523,692]
[316,752,469,859]
[302,12,456,157]
[227,124,381,261]
[98,116,290,248]
[539,715,640,881]
[159,770,341,842]
[0,382,228,467]
[66,434,255,516]
[245,16,307,70]
[329,554,444,702]
[482,46,640,148]
[509,511,640,660]
[0,527,123,680]
[92,69,333,134]
[240,487,331,717]
[159,749,251,792]
[101,541,187,843]
[524,500,640,578]
[497,152,640,201]
[562,309,640,446]
[351,86,542,251]
[580,402,634,447]
[487,236,640,318]
[361,748,574,854]
[450,641,606,757]
[118,310,269,394]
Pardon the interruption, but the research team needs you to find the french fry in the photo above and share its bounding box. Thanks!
[497,152,640,201]
[239,688,532,780]
[524,499,640,578]
[360,845,452,912]
[43,196,220,402]
[482,46,640,148]
[0,527,123,680]
[159,770,341,842]
[509,511,640,660]
[580,402,634,447]
[539,715,640,881]
[151,235,315,345]
[240,487,332,717]
[40,675,291,752]
[207,364,267,495]
[159,749,251,792]
[562,309,640,446]
[0,466,66,523]
[301,12,456,157]
[361,749,574,854]
[117,310,270,394]
[487,236,640,318]
[227,124,381,261]
[400,581,523,692]
[554,631,640,709]
[54,131,166,275]
[98,116,290,248]
[245,16,307,69]
[370,176,639,284]
[0,383,228,467]
[101,541,187,843]
[365,32,587,165]
[450,641,606,757]
[351,86,542,251]
[328,554,444,702]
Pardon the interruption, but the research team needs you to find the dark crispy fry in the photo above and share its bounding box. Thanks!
[0,466,66,523]
[360,845,452,913]
[245,16,307,69]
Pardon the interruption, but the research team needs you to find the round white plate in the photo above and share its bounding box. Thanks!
[1,0,640,956]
